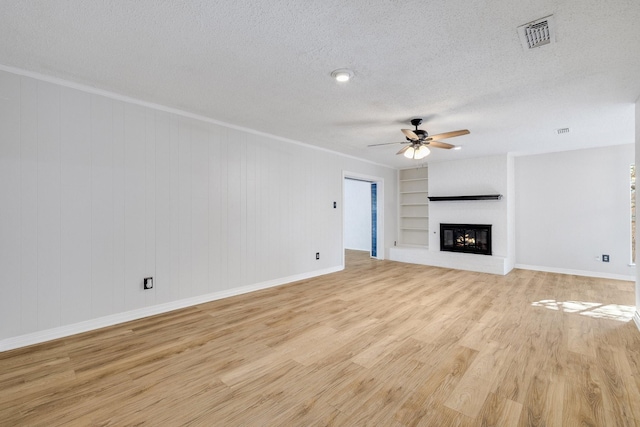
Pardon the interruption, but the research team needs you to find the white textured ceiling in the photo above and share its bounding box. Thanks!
[1,0,639,168]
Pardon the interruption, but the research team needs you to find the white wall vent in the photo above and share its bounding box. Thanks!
[556,128,570,134]
[518,15,555,50]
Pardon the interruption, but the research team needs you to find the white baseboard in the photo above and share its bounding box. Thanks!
[0,265,343,352]
[514,264,635,282]
[634,311,640,331]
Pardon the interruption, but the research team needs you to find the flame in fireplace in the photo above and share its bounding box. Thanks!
[456,233,476,245]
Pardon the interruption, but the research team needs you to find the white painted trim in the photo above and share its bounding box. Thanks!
[0,63,394,170]
[515,264,635,282]
[343,171,386,183]
[634,311,640,331]
[0,266,343,352]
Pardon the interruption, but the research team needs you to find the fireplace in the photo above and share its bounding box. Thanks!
[440,224,492,255]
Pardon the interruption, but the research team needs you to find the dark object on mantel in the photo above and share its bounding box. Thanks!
[428,194,502,202]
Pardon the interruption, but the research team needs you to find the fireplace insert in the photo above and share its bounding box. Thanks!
[440,223,492,255]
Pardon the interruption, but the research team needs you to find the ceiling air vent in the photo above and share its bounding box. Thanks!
[518,15,555,50]
[556,128,570,134]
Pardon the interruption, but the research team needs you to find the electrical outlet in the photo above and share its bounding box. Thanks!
[333,201,337,208]
[602,254,609,262]
[316,252,320,260]
[144,277,153,289]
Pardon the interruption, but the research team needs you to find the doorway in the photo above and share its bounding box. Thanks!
[343,172,384,263]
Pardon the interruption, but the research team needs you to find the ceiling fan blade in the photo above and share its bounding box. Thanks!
[396,145,412,155]
[426,129,470,140]
[401,129,419,140]
[428,140,455,149]
[367,141,407,147]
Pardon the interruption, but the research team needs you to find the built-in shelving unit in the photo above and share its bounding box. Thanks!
[398,167,428,246]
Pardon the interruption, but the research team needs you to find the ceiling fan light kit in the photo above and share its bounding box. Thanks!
[367,117,470,160]
[404,145,430,159]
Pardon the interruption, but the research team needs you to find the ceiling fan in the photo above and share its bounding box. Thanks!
[368,118,470,159]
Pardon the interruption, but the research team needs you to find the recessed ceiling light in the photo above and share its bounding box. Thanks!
[331,68,354,82]
[453,146,462,150]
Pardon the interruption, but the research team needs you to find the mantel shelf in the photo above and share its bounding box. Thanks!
[428,194,502,202]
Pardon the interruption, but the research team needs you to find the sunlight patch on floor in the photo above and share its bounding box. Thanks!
[531,299,635,322]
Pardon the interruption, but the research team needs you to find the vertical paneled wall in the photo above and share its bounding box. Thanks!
[0,70,396,341]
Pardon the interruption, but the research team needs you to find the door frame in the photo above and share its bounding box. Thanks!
[342,171,385,263]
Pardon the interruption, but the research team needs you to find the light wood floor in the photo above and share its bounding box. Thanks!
[2,250,640,426]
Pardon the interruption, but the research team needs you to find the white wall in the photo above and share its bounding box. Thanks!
[516,144,635,279]
[0,69,397,347]
[507,154,516,272]
[636,97,640,314]
[429,155,511,259]
[344,179,371,251]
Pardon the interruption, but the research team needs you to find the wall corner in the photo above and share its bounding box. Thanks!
[636,97,640,313]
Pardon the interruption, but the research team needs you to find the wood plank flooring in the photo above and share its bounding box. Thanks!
[1,250,639,426]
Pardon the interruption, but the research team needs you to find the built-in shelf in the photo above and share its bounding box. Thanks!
[428,194,503,202]
[399,167,429,246]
